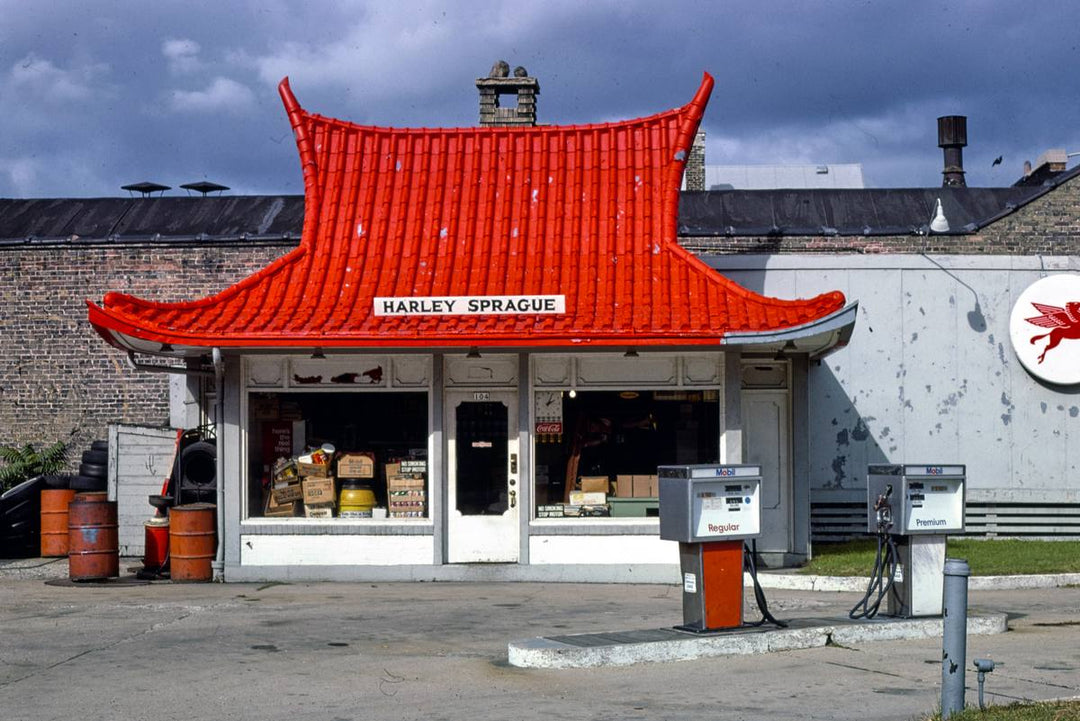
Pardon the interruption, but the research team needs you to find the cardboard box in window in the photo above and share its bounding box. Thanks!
[614,475,634,498]
[337,452,375,479]
[569,491,607,506]
[304,503,334,519]
[302,476,336,506]
[298,460,332,477]
[633,474,659,498]
[264,490,299,517]
[388,476,425,491]
[578,476,609,494]
[271,480,303,504]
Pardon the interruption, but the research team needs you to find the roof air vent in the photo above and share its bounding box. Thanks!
[180,181,230,197]
[121,182,170,197]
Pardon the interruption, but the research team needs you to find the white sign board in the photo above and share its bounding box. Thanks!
[1009,274,1080,385]
[691,481,761,539]
[374,295,565,317]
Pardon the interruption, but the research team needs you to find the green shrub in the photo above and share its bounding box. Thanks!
[0,441,69,492]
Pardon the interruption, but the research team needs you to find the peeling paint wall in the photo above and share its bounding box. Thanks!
[706,254,1080,505]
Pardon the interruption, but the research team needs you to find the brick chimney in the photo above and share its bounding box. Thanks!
[684,131,706,190]
[477,60,539,127]
[937,115,967,187]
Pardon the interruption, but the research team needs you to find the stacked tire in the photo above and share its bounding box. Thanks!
[71,441,109,492]
[0,439,109,558]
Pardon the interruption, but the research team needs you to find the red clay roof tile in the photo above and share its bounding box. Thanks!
[88,74,845,352]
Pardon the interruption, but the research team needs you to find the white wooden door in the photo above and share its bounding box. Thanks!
[446,390,520,563]
[742,390,792,553]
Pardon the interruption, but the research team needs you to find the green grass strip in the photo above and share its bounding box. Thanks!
[923,699,1080,720]
[801,539,1080,577]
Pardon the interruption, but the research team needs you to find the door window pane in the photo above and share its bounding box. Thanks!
[455,401,508,515]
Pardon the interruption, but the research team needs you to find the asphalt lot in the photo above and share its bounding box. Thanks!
[0,557,1077,721]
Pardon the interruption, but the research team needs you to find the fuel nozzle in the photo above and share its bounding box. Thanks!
[874,484,893,533]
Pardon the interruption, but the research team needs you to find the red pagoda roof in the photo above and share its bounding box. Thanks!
[88,74,847,354]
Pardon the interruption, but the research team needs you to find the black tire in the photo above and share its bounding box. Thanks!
[90,440,109,452]
[44,474,72,489]
[179,440,217,488]
[82,450,108,465]
[78,462,107,479]
[1,476,46,518]
[0,533,38,559]
[70,475,107,491]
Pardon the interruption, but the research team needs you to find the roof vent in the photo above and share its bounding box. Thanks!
[121,181,170,197]
[180,181,230,197]
[476,60,539,127]
[937,115,967,187]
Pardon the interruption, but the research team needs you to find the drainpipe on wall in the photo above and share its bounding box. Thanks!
[212,347,225,582]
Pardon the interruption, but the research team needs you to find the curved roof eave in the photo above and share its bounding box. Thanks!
[720,301,858,360]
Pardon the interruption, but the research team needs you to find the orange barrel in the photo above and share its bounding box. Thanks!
[169,503,216,582]
[68,494,119,581]
[41,488,77,557]
[75,492,109,503]
[143,517,170,571]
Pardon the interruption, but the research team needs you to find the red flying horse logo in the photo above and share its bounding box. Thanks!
[1026,301,1080,363]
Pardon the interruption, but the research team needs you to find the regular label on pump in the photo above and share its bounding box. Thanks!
[692,483,760,539]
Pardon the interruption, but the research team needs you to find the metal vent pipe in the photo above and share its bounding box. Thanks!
[938,116,968,187]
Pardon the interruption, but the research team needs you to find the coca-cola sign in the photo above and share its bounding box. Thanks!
[535,422,563,434]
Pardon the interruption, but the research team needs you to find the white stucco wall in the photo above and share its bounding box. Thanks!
[707,253,1080,505]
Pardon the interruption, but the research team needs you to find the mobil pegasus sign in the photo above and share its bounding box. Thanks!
[1010,274,1080,385]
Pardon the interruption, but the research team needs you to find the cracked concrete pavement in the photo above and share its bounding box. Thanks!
[0,558,1076,721]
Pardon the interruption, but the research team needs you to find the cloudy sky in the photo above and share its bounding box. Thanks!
[3,0,1079,198]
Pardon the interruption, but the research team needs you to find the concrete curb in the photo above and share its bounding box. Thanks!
[751,572,1080,592]
[508,612,1008,669]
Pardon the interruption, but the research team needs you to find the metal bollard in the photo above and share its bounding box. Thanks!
[941,558,970,719]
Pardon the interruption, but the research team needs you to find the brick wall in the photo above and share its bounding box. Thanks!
[0,242,294,463]
[4,173,1078,467]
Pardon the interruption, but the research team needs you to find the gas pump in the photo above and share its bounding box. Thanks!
[659,464,785,632]
[850,464,966,619]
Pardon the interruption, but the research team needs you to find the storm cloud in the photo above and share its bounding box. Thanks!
[2,0,1078,197]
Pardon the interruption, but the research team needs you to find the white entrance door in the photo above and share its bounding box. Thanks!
[446,390,520,563]
[742,389,792,553]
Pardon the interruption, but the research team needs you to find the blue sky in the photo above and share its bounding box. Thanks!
[3,0,1079,197]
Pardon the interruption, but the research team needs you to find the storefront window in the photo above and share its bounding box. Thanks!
[533,389,720,520]
[247,391,429,520]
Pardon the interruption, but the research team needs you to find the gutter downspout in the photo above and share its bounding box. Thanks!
[212,347,225,582]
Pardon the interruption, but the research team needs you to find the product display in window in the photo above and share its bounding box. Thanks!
[533,390,718,519]
[248,392,428,519]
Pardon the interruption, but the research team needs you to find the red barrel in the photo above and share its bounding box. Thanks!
[169,503,216,582]
[144,517,170,571]
[68,494,119,581]
[41,489,77,557]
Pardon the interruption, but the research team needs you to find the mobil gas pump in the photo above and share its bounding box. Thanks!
[851,464,966,619]
[659,464,784,633]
